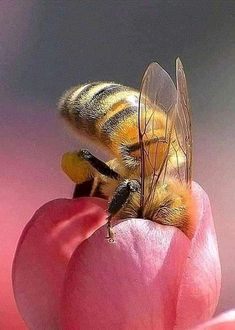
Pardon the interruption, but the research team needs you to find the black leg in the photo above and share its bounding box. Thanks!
[78,149,121,180]
[73,180,94,198]
[106,179,140,242]
[73,179,107,199]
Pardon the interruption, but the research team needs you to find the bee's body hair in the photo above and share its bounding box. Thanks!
[59,82,140,161]
[59,76,194,240]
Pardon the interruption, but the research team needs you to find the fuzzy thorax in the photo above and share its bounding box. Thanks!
[117,179,196,239]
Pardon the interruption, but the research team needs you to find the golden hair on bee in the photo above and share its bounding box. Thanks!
[59,58,194,241]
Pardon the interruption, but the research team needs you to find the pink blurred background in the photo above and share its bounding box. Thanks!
[0,2,235,328]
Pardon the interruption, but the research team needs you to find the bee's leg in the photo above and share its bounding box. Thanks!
[106,179,140,243]
[62,149,120,198]
[78,149,121,180]
[73,179,95,198]
[73,177,107,199]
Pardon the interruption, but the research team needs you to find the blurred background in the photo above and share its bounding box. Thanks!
[0,1,235,328]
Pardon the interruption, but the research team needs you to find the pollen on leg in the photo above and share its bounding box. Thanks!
[61,152,94,183]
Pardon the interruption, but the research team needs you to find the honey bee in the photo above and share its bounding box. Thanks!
[58,58,195,242]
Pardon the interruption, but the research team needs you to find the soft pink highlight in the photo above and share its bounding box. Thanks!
[195,310,235,329]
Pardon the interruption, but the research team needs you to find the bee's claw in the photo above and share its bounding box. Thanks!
[107,237,115,244]
[106,216,116,243]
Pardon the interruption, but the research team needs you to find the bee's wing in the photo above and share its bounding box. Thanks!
[156,58,192,191]
[138,62,177,211]
[171,58,192,186]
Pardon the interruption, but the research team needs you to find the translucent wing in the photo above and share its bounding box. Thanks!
[158,58,192,190]
[138,62,177,213]
[171,58,192,186]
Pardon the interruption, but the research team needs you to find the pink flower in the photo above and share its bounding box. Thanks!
[194,310,235,329]
[12,182,222,329]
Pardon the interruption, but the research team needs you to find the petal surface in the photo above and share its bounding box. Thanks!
[12,197,107,330]
[194,309,235,329]
[62,183,221,330]
[62,220,190,330]
[174,184,221,329]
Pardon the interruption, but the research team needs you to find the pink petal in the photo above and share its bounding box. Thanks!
[175,183,221,328]
[62,220,190,329]
[194,310,235,329]
[61,183,221,329]
[12,197,107,329]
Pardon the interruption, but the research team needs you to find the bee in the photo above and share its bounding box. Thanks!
[58,58,195,242]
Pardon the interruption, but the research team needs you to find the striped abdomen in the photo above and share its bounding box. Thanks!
[59,82,140,154]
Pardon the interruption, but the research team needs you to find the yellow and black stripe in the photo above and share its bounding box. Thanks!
[59,82,139,146]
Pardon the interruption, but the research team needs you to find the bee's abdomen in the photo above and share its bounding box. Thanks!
[58,82,139,142]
